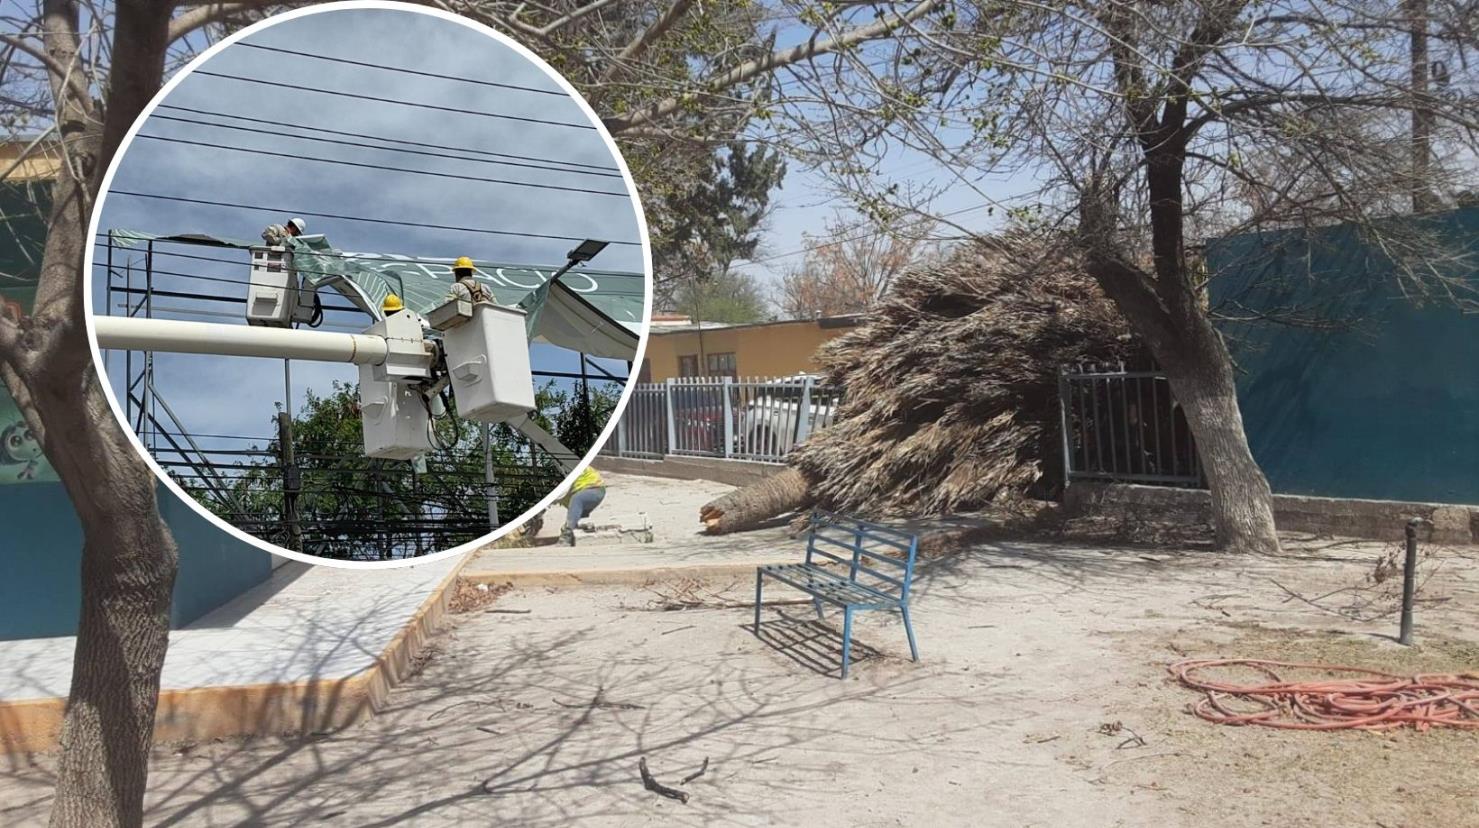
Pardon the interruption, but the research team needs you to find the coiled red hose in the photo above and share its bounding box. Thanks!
[1171,658,1479,731]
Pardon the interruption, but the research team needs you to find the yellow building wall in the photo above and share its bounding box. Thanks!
[0,142,62,181]
[642,319,853,382]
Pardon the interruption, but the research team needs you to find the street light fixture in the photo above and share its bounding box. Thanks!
[550,239,610,281]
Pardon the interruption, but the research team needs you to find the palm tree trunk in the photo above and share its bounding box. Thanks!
[700,467,812,533]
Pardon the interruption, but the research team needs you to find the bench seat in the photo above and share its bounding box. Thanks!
[756,563,900,609]
[753,510,920,678]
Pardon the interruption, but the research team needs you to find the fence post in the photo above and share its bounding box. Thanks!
[664,378,677,457]
[1057,366,1074,490]
[722,376,734,458]
[1399,518,1423,645]
[615,401,628,457]
[795,375,815,442]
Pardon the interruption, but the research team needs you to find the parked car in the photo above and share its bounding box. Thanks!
[733,374,836,458]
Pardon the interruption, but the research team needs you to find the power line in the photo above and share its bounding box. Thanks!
[158,104,621,172]
[192,71,596,131]
[95,233,647,269]
[144,113,618,179]
[235,42,572,98]
[132,134,632,198]
[106,191,643,246]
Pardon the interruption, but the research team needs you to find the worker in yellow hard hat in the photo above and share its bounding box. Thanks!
[381,292,404,315]
[558,465,605,547]
[449,255,492,304]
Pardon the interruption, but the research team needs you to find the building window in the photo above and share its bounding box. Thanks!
[677,354,700,377]
[705,352,738,378]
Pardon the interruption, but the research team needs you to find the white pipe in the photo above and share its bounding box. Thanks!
[94,316,390,365]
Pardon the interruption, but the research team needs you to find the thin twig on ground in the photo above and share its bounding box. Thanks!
[639,757,690,804]
[554,697,644,711]
[680,757,710,785]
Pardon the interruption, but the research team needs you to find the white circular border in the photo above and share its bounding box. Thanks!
[82,0,654,570]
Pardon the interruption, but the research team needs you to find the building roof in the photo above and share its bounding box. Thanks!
[650,313,864,336]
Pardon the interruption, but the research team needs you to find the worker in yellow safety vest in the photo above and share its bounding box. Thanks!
[558,466,606,546]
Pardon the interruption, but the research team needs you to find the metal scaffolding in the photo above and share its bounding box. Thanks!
[99,233,626,561]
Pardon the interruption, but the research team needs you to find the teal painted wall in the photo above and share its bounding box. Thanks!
[1210,207,1479,505]
[0,483,272,641]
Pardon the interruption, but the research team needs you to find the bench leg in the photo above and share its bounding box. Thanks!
[753,571,763,634]
[812,597,825,620]
[901,603,919,662]
[840,606,854,679]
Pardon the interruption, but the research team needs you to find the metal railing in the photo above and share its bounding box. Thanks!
[1059,362,1206,488]
[608,375,841,464]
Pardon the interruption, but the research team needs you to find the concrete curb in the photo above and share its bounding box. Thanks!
[1,555,471,756]
[461,560,782,588]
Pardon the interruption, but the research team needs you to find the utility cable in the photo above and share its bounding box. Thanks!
[148,112,624,178]
[132,134,631,197]
[105,191,643,246]
[235,42,572,97]
[156,105,616,170]
[95,235,646,269]
[192,70,596,131]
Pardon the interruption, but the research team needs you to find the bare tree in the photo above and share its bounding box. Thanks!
[776,215,942,317]
[767,0,1479,553]
[0,2,944,822]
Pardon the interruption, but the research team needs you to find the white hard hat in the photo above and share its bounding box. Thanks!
[288,217,307,234]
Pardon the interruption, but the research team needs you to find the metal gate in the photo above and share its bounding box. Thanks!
[1059,363,1205,487]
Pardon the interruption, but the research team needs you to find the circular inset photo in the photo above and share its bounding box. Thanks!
[84,2,650,566]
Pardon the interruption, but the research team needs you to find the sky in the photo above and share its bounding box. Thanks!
[731,20,1036,298]
[91,8,644,460]
[735,10,1479,299]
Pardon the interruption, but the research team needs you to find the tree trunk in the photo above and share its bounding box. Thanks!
[21,114,179,828]
[1154,317,1280,554]
[1080,234,1280,554]
[0,2,185,824]
[700,467,812,533]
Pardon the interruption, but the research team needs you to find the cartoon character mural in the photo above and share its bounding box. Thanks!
[0,288,56,483]
[0,419,41,480]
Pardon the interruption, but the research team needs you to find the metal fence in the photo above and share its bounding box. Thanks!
[607,376,841,464]
[1059,362,1206,488]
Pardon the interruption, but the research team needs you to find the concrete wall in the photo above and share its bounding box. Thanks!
[1064,480,1479,544]
[643,317,859,381]
[0,483,272,641]
[599,455,781,488]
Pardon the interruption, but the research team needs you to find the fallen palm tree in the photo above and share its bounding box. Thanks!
[701,232,1133,534]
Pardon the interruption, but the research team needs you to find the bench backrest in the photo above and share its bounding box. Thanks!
[804,509,919,602]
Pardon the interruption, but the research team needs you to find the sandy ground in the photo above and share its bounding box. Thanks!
[3,530,1476,827]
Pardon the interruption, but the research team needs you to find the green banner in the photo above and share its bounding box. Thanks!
[108,230,644,358]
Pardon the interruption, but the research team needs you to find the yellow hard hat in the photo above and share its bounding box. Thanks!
[453,256,475,272]
[381,292,404,313]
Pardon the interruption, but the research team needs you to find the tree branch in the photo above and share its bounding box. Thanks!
[603,0,942,135]
[0,33,93,112]
[167,2,260,42]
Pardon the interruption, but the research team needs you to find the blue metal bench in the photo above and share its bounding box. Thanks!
[753,510,919,678]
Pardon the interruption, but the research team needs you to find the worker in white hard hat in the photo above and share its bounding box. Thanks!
[261,217,307,246]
